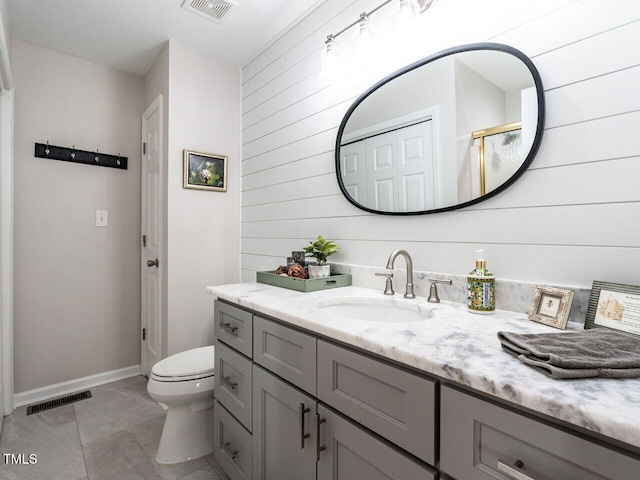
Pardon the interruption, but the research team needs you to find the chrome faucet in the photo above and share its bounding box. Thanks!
[386,249,415,299]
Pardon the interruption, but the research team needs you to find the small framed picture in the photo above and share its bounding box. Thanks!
[183,149,227,192]
[529,286,574,329]
[584,281,640,336]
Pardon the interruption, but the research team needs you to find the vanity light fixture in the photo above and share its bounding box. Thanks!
[320,0,439,79]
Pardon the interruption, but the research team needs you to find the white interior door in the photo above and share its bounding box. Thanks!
[141,95,163,375]
[366,131,397,211]
[340,141,367,203]
[396,121,436,211]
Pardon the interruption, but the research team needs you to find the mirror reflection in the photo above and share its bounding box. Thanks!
[336,43,544,215]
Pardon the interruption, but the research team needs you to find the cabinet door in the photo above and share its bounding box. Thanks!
[253,316,317,395]
[316,404,436,480]
[252,364,316,480]
[441,385,640,480]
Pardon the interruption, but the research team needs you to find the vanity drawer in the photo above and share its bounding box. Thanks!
[215,341,253,431]
[253,316,317,395]
[440,385,640,480]
[215,300,253,358]
[317,340,437,465]
[213,400,253,480]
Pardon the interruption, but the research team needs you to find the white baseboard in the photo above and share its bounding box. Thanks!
[13,365,142,408]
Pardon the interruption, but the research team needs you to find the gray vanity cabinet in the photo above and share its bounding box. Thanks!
[440,385,640,480]
[252,354,437,480]
[214,300,437,480]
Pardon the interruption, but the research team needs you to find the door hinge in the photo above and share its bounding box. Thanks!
[143,142,147,155]
[142,234,147,247]
[142,328,146,341]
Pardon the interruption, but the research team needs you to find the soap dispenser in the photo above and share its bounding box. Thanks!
[467,249,495,314]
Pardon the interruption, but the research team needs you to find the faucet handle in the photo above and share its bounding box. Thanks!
[375,272,395,296]
[427,278,452,303]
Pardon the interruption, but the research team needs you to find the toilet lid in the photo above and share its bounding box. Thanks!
[151,345,216,379]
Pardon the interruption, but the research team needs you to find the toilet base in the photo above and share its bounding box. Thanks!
[155,399,215,464]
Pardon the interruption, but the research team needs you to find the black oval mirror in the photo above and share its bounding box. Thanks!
[335,43,545,215]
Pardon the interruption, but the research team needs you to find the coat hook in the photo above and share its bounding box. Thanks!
[95,149,99,163]
[45,141,50,155]
[71,145,76,159]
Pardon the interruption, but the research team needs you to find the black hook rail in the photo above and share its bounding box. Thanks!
[34,142,128,170]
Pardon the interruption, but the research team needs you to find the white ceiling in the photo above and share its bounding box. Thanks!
[5,0,324,76]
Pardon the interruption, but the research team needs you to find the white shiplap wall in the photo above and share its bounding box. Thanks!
[240,0,640,289]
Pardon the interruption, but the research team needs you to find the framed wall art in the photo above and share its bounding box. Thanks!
[529,285,574,329]
[183,149,227,192]
[585,281,640,336]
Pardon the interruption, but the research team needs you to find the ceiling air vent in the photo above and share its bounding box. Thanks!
[182,0,238,23]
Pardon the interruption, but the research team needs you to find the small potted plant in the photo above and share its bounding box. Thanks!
[303,236,340,279]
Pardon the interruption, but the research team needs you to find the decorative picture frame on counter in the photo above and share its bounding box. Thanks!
[183,149,227,192]
[528,286,574,329]
[584,281,640,337]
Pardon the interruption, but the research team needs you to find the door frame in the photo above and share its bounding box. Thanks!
[141,95,164,375]
[0,88,13,419]
[0,6,14,420]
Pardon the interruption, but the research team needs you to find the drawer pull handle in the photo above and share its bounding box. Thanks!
[323,280,337,285]
[222,441,238,461]
[299,403,311,449]
[315,414,326,461]
[497,459,535,480]
[221,375,238,391]
[220,322,238,335]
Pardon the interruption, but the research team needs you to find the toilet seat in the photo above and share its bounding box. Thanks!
[151,345,215,382]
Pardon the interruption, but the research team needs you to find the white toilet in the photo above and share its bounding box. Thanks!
[147,345,216,464]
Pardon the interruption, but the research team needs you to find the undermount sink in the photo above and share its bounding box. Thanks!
[315,296,433,323]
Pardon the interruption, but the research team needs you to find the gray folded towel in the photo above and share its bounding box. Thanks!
[498,329,640,379]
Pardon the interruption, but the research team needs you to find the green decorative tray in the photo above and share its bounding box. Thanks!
[257,271,352,292]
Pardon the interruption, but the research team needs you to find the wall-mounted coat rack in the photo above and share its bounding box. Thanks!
[34,142,128,170]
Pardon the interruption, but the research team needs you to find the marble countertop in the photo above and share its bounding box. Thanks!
[206,282,640,451]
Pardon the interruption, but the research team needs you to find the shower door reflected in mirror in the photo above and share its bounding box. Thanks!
[336,43,545,215]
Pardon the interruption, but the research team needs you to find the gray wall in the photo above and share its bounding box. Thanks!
[12,40,143,393]
[12,37,242,394]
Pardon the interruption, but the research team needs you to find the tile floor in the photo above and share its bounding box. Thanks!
[0,375,230,480]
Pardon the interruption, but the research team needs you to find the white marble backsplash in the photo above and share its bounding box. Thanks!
[330,262,591,325]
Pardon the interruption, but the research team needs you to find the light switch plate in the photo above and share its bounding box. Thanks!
[96,210,108,227]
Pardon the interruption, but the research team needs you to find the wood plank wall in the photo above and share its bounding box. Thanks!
[240,0,640,289]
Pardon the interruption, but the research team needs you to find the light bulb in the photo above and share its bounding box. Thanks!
[320,35,344,82]
[397,0,420,22]
[351,13,378,70]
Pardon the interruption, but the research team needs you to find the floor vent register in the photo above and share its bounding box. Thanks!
[26,390,92,415]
